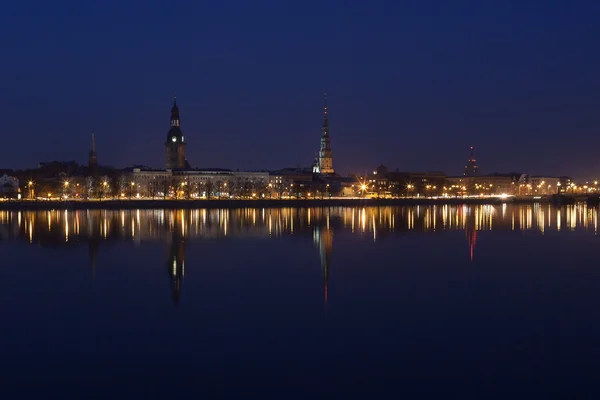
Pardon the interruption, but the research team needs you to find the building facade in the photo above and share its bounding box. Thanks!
[129,168,269,199]
[447,174,517,195]
[517,175,560,195]
[165,98,187,169]
[0,174,20,199]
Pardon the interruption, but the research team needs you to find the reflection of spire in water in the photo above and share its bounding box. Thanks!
[167,231,186,305]
[465,213,477,262]
[313,226,333,303]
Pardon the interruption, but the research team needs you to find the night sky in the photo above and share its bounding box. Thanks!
[1,0,599,178]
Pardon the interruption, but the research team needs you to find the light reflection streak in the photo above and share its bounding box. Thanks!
[3,204,600,251]
[64,210,69,242]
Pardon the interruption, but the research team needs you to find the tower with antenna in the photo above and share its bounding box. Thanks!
[463,146,478,177]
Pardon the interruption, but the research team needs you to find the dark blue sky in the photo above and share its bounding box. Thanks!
[1,0,599,178]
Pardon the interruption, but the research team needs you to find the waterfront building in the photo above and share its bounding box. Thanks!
[0,174,20,199]
[360,166,447,197]
[129,167,269,198]
[447,174,518,195]
[516,175,560,195]
[121,98,276,198]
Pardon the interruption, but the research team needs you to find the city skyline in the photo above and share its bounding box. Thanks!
[2,1,600,178]
[0,96,591,181]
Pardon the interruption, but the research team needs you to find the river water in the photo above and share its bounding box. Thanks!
[1,205,599,398]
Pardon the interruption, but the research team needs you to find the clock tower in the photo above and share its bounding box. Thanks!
[165,97,187,169]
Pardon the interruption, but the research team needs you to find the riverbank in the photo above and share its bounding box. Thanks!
[0,196,563,210]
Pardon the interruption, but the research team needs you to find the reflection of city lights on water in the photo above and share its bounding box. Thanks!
[1,205,598,248]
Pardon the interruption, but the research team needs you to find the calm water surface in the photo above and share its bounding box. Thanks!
[2,204,600,398]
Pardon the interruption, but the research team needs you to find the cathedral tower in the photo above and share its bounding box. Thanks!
[318,94,334,174]
[165,98,187,169]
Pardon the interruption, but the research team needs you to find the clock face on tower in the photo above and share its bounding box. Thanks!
[172,136,177,142]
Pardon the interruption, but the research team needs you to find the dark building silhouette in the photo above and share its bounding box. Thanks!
[88,131,98,173]
[165,98,187,169]
[463,146,479,177]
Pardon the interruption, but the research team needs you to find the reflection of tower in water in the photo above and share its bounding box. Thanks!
[313,225,333,303]
[166,232,186,305]
[464,208,477,262]
[466,222,476,262]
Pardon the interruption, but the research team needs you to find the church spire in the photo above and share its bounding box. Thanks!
[88,130,98,170]
[170,96,180,127]
[317,93,334,174]
[322,93,328,131]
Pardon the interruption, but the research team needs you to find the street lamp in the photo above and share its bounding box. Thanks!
[27,181,34,200]
[360,184,367,198]
[63,181,70,199]
[101,181,108,200]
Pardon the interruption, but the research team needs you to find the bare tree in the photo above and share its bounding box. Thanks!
[207,180,216,199]
[85,176,95,199]
[148,179,158,199]
[254,180,268,199]
[99,176,111,199]
[117,176,127,199]
[190,181,200,198]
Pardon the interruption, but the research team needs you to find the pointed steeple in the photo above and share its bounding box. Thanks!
[322,93,328,131]
[317,93,334,174]
[169,96,181,128]
[171,95,179,114]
